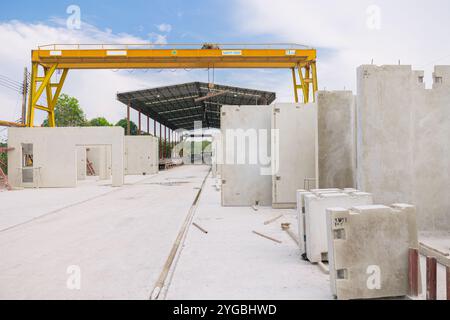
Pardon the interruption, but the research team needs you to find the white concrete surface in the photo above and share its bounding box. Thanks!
[76,146,87,181]
[272,103,318,208]
[7,127,124,188]
[357,65,450,231]
[124,136,159,175]
[326,204,419,300]
[317,91,356,189]
[220,105,272,206]
[296,188,361,256]
[0,165,209,299]
[165,174,332,300]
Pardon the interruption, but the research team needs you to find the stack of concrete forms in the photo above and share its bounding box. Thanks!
[326,204,419,300]
[304,192,373,263]
[357,65,450,231]
[317,91,356,189]
[220,105,272,206]
[272,103,318,208]
[296,188,371,256]
[296,188,342,254]
[7,127,124,187]
[124,136,159,175]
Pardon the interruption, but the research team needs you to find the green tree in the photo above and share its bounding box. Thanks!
[87,117,112,127]
[115,118,138,135]
[42,94,86,127]
[0,142,7,174]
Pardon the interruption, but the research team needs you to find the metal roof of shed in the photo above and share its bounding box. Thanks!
[117,82,275,131]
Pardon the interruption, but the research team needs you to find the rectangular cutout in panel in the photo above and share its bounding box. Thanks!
[334,228,346,240]
[22,143,33,168]
[336,269,348,280]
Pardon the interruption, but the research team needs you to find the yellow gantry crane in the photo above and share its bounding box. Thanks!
[27,43,318,127]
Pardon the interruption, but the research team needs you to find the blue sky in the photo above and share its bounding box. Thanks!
[0,0,249,43]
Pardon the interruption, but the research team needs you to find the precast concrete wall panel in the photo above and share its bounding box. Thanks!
[220,105,272,206]
[357,65,450,231]
[124,136,159,175]
[7,127,124,188]
[317,91,356,189]
[272,103,318,208]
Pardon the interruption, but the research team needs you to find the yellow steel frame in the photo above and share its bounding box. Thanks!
[27,45,318,127]
[27,63,68,127]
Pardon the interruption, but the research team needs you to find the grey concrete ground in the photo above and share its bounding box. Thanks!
[1,165,446,300]
[165,174,331,300]
[0,165,209,299]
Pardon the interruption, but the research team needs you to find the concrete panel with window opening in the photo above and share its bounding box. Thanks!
[7,127,124,188]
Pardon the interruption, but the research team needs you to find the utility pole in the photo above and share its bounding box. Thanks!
[21,67,28,125]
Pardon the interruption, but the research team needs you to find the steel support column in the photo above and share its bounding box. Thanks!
[138,111,141,135]
[159,122,162,159]
[164,126,167,159]
[127,102,131,135]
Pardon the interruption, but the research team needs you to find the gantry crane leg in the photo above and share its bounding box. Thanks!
[26,63,68,127]
[292,61,318,103]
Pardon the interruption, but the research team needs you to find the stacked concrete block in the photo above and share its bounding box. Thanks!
[220,105,272,206]
[317,91,356,189]
[272,103,318,208]
[304,192,373,263]
[357,65,450,231]
[296,188,369,256]
[326,204,419,300]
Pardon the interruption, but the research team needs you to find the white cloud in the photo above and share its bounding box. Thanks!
[148,32,168,45]
[232,0,450,91]
[156,23,172,33]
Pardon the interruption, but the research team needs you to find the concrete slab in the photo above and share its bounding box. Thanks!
[304,192,373,263]
[124,136,159,175]
[220,105,272,206]
[0,165,210,299]
[317,91,356,189]
[296,188,363,255]
[356,65,450,231]
[165,174,332,300]
[326,204,419,300]
[272,103,318,208]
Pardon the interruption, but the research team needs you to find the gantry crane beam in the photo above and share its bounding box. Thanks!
[27,44,318,127]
